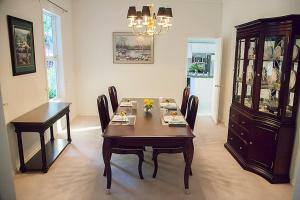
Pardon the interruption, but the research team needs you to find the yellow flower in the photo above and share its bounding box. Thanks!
[144,98,153,107]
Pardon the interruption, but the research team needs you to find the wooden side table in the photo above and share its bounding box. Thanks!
[11,102,72,173]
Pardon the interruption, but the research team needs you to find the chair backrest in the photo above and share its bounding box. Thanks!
[108,86,118,113]
[180,87,190,116]
[97,95,110,133]
[186,95,199,130]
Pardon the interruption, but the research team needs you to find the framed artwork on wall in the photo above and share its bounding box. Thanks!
[7,15,36,76]
[113,32,154,64]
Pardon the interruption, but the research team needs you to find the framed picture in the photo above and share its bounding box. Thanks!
[113,32,154,64]
[7,15,36,76]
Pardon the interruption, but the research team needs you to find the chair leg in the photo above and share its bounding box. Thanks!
[103,167,106,176]
[184,152,192,176]
[152,150,159,178]
[137,152,144,180]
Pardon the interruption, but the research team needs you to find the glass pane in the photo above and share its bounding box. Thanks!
[234,39,245,103]
[46,60,58,99]
[286,37,300,117]
[43,13,55,57]
[244,38,258,108]
[259,36,285,115]
[238,39,245,60]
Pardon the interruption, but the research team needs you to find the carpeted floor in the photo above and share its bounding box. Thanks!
[14,116,292,200]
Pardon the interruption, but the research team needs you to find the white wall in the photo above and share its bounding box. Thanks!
[72,0,223,115]
[219,0,300,184]
[0,0,77,171]
[0,87,16,200]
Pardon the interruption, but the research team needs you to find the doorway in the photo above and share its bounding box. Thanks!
[187,38,222,123]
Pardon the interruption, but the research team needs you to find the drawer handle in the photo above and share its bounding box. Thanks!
[239,147,243,150]
[241,132,244,136]
[241,121,246,125]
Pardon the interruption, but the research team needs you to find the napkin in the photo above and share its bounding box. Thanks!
[160,102,177,110]
[120,102,132,107]
[112,115,128,122]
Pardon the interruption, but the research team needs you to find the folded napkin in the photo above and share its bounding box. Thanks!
[160,102,177,110]
[112,115,128,122]
[120,102,132,107]
[163,115,186,123]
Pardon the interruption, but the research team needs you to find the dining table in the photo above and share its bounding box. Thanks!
[102,98,195,193]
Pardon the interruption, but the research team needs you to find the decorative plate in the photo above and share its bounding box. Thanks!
[248,47,255,59]
[289,69,297,90]
[274,46,282,60]
[271,68,280,84]
[293,45,299,61]
[246,65,254,84]
[264,46,273,60]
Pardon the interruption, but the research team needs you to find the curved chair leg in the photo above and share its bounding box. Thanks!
[152,150,159,178]
[137,152,144,179]
[184,152,192,176]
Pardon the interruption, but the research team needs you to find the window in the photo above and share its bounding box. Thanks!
[43,11,59,99]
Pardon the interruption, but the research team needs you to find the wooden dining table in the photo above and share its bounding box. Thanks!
[102,98,195,193]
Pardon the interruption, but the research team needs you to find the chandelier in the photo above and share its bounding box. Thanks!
[127,5,173,36]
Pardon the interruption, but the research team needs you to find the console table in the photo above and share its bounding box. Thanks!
[11,102,72,173]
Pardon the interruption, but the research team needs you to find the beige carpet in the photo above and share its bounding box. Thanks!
[14,116,292,200]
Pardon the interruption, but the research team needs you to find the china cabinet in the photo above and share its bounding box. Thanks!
[225,15,300,183]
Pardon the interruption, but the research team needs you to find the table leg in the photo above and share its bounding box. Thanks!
[184,139,194,193]
[50,126,54,141]
[66,112,72,143]
[102,138,112,192]
[16,131,26,172]
[39,132,48,173]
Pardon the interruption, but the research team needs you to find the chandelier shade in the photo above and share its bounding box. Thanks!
[127,4,173,36]
[127,6,137,18]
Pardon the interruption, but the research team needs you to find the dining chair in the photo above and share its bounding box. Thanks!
[97,95,144,179]
[180,87,190,117]
[152,95,199,178]
[108,86,118,113]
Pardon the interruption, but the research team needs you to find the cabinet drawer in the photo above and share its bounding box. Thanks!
[228,131,247,159]
[238,114,252,130]
[229,120,250,142]
[229,109,240,122]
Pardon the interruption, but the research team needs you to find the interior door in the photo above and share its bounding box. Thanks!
[212,37,223,124]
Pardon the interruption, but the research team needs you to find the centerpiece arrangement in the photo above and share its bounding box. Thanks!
[144,98,154,112]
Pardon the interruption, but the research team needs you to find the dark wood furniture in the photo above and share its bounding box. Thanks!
[102,98,195,193]
[225,15,300,183]
[180,87,190,117]
[108,86,118,113]
[97,95,144,179]
[11,102,72,173]
[152,95,198,178]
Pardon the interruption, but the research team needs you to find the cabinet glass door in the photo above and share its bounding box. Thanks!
[244,37,258,108]
[259,36,285,116]
[234,39,245,103]
[286,37,300,117]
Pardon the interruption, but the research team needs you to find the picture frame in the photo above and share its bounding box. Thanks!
[113,32,154,64]
[7,15,36,76]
